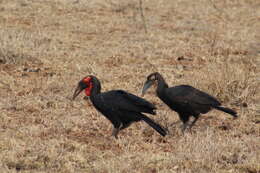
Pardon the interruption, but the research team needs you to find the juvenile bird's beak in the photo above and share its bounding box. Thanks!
[72,85,84,100]
[141,80,154,96]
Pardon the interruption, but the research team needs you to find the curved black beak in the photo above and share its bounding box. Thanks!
[72,84,84,100]
[141,80,154,96]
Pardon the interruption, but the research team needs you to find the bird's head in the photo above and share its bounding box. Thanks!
[72,76,94,100]
[141,72,160,96]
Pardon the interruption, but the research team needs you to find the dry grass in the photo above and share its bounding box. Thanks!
[0,0,259,172]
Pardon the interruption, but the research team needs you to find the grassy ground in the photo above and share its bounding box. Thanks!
[0,0,259,172]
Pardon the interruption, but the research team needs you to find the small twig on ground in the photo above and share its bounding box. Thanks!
[138,0,148,33]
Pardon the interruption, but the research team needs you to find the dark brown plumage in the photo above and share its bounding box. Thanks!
[142,72,237,132]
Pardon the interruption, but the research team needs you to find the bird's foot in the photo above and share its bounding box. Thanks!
[112,128,120,139]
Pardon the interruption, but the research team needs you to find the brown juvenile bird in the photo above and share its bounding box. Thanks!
[142,72,238,133]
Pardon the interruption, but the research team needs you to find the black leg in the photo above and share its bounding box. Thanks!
[181,122,189,134]
[111,123,123,139]
[112,128,120,139]
[189,116,199,130]
[179,113,190,134]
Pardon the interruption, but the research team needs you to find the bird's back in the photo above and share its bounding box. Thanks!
[158,85,221,114]
[91,90,156,115]
[167,85,220,104]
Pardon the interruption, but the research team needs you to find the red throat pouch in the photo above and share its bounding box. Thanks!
[85,82,93,96]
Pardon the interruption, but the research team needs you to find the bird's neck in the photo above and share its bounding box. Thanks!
[89,77,101,98]
[90,85,101,96]
[156,75,168,95]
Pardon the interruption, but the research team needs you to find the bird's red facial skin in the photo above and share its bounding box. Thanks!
[85,82,93,96]
[83,76,92,83]
[83,77,93,96]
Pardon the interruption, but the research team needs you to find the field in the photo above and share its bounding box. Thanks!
[0,0,259,172]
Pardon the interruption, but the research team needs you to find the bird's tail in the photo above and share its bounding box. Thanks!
[141,115,167,136]
[214,106,238,117]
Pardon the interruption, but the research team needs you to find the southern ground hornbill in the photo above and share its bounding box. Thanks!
[72,75,167,139]
[142,72,238,133]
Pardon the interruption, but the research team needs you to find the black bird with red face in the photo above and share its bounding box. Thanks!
[142,72,238,133]
[73,75,167,139]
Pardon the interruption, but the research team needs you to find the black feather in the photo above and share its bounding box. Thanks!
[81,76,165,138]
[213,106,237,117]
[141,114,167,136]
[143,72,238,132]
